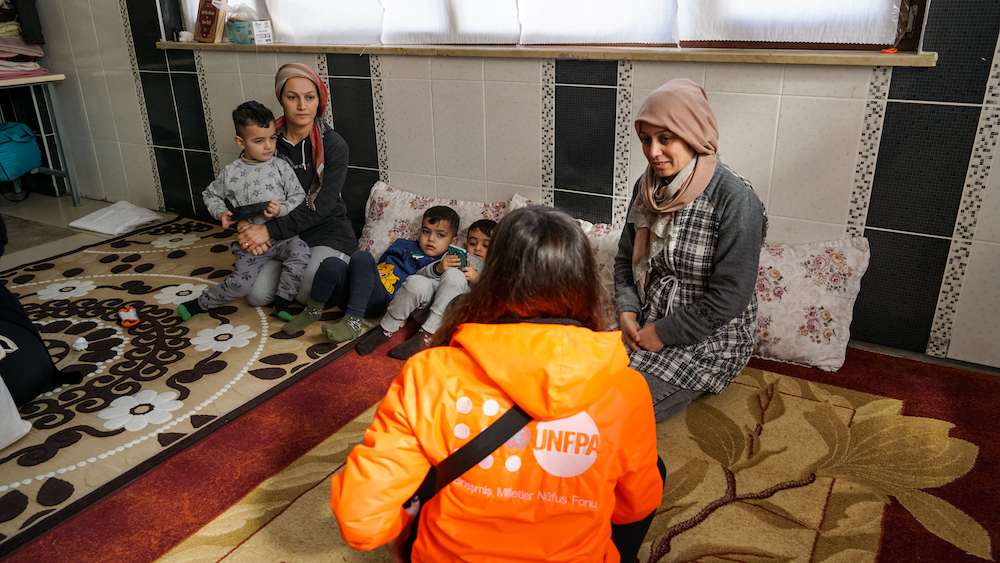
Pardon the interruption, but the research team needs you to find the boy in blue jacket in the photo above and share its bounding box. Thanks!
[283,205,460,342]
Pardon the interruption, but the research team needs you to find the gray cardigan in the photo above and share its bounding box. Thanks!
[614,162,767,346]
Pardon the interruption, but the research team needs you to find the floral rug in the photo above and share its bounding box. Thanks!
[0,217,371,556]
[149,365,993,563]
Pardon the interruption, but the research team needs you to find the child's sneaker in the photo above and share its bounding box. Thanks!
[389,329,432,360]
[356,328,394,356]
[323,314,363,343]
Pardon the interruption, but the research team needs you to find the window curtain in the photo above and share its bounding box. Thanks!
[180,0,901,47]
[264,0,382,44]
[381,0,520,45]
[677,0,903,44]
[517,0,676,45]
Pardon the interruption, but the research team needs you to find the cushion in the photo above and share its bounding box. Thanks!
[357,181,509,259]
[754,238,871,372]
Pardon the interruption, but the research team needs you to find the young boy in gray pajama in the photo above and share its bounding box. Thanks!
[356,218,495,359]
[177,101,310,322]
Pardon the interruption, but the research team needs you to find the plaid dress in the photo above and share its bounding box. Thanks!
[628,169,762,395]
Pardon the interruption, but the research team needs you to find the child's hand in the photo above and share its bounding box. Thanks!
[437,254,462,274]
[462,264,479,283]
[263,200,281,218]
[220,210,235,229]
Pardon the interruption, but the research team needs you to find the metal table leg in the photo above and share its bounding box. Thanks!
[45,81,81,206]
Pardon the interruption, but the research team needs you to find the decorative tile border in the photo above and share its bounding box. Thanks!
[314,55,334,131]
[370,55,389,183]
[193,51,221,175]
[926,36,1000,357]
[613,60,634,227]
[316,53,329,78]
[541,59,555,206]
[953,108,1000,241]
[926,240,973,357]
[846,66,891,238]
[119,0,163,210]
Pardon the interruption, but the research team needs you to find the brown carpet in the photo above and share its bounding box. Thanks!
[0,217,387,559]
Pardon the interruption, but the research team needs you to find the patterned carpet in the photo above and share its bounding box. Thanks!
[0,217,377,557]
[152,357,995,563]
[1,218,995,562]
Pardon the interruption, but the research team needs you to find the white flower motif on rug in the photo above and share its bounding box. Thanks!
[190,324,257,353]
[97,390,183,431]
[36,280,97,301]
[154,283,209,305]
[151,233,201,249]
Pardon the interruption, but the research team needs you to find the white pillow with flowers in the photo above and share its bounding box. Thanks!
[358,181,509,259]
[754,237,871,371]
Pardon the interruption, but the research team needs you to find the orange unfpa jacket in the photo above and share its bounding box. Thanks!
[330,322,663,562]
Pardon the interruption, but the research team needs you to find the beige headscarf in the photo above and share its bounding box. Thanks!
[630,79,719,284]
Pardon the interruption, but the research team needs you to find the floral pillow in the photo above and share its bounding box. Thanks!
[754,238,871,371]
[358,181,509,259]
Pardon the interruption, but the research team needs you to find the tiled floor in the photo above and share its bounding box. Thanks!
[0,194,176,272]
[1,193,996,378]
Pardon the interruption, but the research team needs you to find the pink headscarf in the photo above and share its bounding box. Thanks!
[274,63,329,211]
[631,79,719,270]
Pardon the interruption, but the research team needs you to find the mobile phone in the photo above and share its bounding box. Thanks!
[447,244,468,269]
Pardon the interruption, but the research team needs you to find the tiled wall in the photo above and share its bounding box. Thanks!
[32,0,1000,369]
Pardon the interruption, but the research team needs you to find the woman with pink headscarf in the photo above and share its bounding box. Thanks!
[237,63,358,307]
[614,79,767,421]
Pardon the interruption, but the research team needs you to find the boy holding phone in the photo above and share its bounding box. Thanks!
[357,219,496,359]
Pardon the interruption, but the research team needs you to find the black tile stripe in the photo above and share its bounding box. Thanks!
[852,229,952,353]
[171,73,210,152]
[554,191,613,224]
[167,50,197,73]
[186,151,216,219]
[889,0,1000,104]
[554,85,616,197]
[555,60,617,87]
[343,168,380,239]
[140,72,182,148]
[328,76,378,169]
[155,147,192,215]
[125,0,167,72]
[866,102,980,237]
[327,53,371,78]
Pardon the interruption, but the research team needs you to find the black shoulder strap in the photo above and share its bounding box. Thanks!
[435,404,531,492]
[411,404,532,503]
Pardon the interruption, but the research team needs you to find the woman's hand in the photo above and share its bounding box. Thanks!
[237,222,272,255]
[619,312,666,352]
[619,312,642,351]
[386,496,421,562]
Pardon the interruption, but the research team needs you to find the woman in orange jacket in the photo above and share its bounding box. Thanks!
[330,206,663,562]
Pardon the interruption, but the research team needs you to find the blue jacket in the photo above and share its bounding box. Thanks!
[377,239,437,296]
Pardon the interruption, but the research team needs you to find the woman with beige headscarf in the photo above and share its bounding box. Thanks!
[237,63,358,307]
[614,79,767,421]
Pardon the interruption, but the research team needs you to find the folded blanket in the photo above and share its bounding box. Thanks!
[0,36,42,57]
[69,201,164,236]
